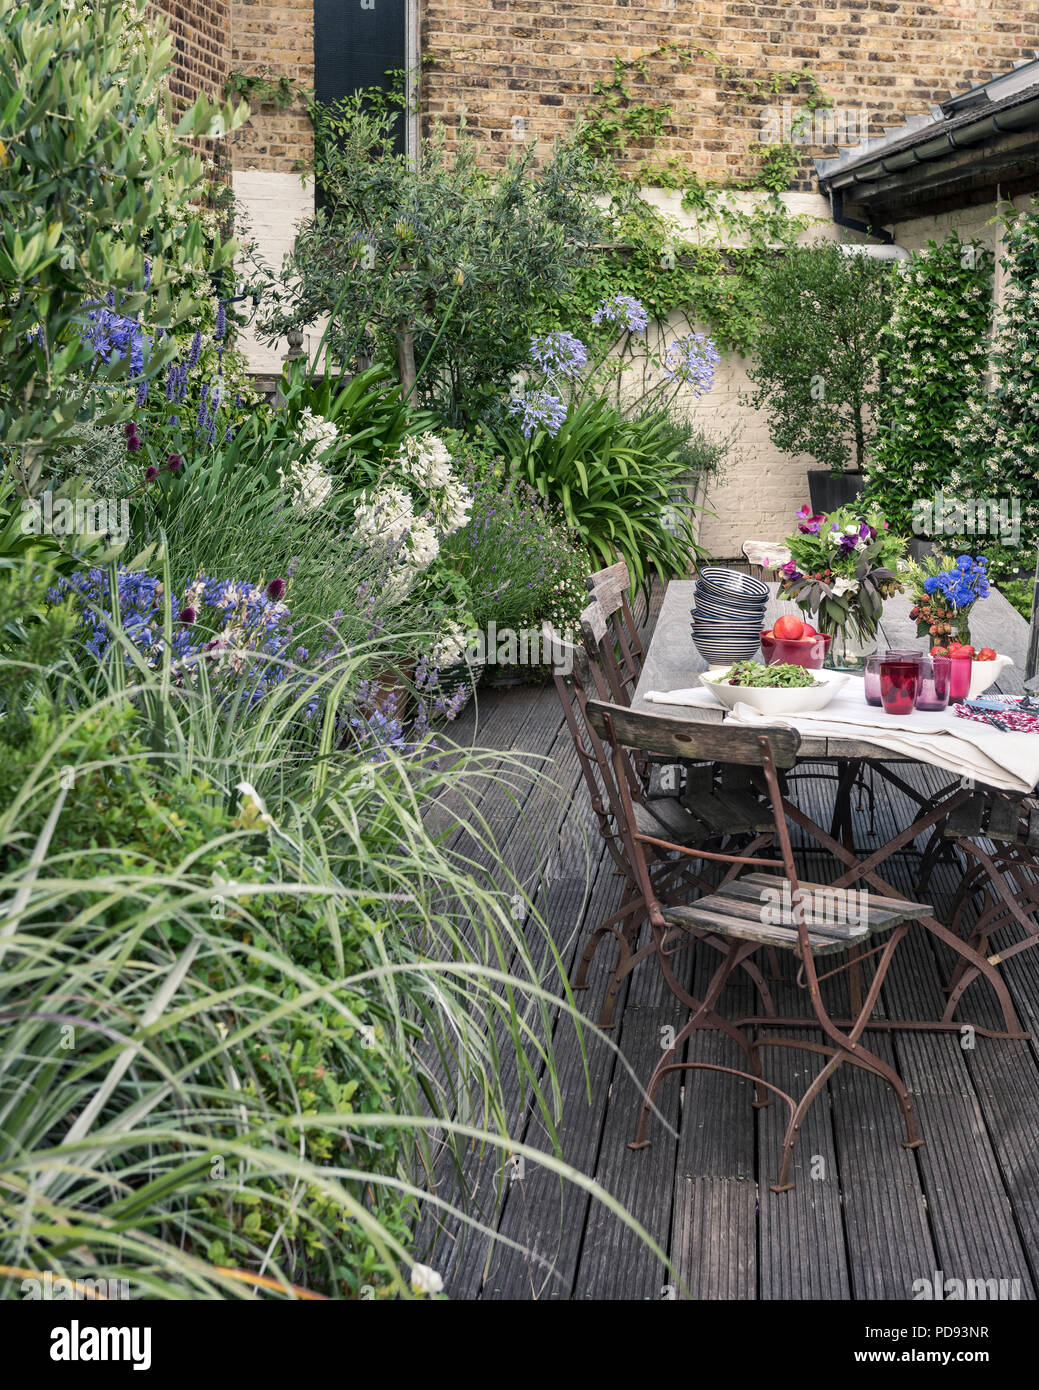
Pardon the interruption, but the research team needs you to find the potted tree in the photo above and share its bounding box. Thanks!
[746,242,894,513]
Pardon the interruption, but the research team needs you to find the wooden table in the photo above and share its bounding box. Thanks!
[630,579,1034,1037]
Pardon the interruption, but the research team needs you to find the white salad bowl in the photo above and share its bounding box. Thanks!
[700,665,849,715]
[967,654,1013,700]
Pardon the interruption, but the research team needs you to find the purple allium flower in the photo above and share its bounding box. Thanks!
[592,293,649,334]
[266,577,286,601]
[126,433,142,453]
[166,453,183,473]
[144,466,159,481]
[124,422,138,439]
[529,330,588,379]
[177,606,197,624]
[508,389,567,439]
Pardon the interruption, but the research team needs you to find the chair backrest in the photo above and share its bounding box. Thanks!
[584,698,804,923]
[585,561,644,701]
[584,700,801,770]
[542,623,648,878]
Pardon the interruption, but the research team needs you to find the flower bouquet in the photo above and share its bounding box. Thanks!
[905,552,990,646]
[778,504,906,668]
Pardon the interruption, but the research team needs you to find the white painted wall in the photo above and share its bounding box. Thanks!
[232,169,315,375]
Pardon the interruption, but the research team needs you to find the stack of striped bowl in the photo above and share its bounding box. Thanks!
[690,566,770,665]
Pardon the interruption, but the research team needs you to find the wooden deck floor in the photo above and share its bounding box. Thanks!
[416,600,1039,1301]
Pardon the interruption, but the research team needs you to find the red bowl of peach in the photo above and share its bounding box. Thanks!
[760,616,831,670]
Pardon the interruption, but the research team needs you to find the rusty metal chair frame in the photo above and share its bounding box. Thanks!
[544,621,779,1029]
[584,698,929,1193]
[919,792,1039,1018]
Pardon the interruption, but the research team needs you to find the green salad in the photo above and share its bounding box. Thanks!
[723,660,819,688]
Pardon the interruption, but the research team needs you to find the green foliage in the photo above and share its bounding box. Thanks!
[0,0,244,490]
[576,42,830,183]
[865,234,993,533]
[0,550,642,1297]
[484,400,704,598]
[538,180,813,360]
[953,206,1039,550]
[439,457,589,635]
[265,99,606,427]
[746,242,895,475]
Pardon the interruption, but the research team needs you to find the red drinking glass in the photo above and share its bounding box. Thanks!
[948,653,971,703]
[915,655,951,712]
[865,651,921,706]
[879,657,920,715]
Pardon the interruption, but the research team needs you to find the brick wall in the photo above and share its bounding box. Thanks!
[422,1,1039,184]
[149,0,230,108]
[229,0,315,172]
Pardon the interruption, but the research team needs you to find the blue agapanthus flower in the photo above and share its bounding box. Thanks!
[508,389,567,439]
[82,306,148,370]
[661,331,720,394]
[529,331,588,379]
[592,294,649,334]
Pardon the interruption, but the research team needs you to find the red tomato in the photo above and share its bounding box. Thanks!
[977,648,996,661]
[773,615,805,640]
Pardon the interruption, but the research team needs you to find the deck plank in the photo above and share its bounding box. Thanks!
[415,582,1039,1300]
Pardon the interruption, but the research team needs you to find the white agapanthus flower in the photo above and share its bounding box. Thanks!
[298,407,340,455]
[354,484,414,545]
[410,1263,444,1296]
[437,478,473,534]
[400,432,453,489]
[406,514,440,570]
[278,455,333,513]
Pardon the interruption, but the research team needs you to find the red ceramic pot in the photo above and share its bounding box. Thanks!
[760,630,831,670]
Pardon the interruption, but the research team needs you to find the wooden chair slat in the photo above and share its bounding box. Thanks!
[985,797,1024,842]
[663,902,853,956]
[585,699,802,768]
[720,876,929,926]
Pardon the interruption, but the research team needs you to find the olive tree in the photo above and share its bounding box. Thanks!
[0,0,245,495]
[745,242,894,476]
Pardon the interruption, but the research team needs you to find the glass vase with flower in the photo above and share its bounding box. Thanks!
[778,503,907,671]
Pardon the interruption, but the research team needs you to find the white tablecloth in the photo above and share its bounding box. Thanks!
[643,683,1039,795]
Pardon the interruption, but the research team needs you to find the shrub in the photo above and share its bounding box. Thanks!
[745,243,895,476]
[484,399,705,597]
[953,207,1039,550]
[439,458,590,636]
[865,234,993,533]
[0,554,623,1298]
[264,101,604,427]
[0,0,243,491]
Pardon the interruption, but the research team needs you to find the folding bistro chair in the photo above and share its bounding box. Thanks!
[919,789,1039,1018]
[544,620,778,1028]
[584,697,932,1193]
[585,561,645,704]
